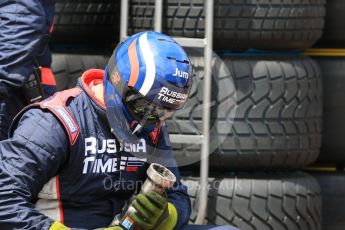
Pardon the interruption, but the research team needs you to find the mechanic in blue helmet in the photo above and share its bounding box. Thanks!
[0,31,238,230]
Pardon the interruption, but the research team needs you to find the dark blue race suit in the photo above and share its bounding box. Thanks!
[0,0,56,140]
[0,70,192,229]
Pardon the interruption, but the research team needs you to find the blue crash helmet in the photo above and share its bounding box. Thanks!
[104,31,193,143]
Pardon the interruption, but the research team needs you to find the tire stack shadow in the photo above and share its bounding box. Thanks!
[306,1,345,228]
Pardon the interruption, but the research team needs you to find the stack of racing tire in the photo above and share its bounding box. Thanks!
[48,0,338,230]
[128,1,326,229]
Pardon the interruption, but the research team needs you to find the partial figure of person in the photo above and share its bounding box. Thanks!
[0,31,239,230]
[0,0,57,140]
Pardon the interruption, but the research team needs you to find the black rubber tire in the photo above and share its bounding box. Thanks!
[51,0,120,45]
[51,53,109,90]
[128,0,326,50]
[183,171,322,230]
[52,53,323,170]
[311,171,345,230]
[312,57,345,165]
[314,0,345,48]
[172,54,323,170]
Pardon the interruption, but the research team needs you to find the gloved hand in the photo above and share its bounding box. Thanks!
[50,220,124,230]
[129,191,167,230]
[154,203,178,230]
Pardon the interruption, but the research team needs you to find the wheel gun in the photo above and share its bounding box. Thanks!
[110,163,176,230]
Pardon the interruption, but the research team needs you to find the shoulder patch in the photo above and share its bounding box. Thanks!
[11,88,83,145]
[39,88,82,145]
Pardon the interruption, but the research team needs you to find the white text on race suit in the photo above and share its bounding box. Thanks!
[83,137,147,174]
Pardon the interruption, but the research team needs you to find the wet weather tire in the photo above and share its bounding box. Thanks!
[128,0,326,50]
[183,171,322,230]
[52,53,323,170]
[171,55,323,170]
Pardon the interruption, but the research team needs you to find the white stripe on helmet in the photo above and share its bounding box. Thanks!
[138,33,156,96]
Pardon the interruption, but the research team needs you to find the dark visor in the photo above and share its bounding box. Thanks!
[124,89,176,126]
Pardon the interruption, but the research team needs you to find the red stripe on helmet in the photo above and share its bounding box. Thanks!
[128,39,140,87]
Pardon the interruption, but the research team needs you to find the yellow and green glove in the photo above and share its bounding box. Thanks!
[128,191,178,230]
[49,191,178,230]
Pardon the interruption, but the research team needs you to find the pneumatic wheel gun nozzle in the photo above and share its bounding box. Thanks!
[110,163,176,230]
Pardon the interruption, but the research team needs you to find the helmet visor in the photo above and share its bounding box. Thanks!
[124,89,176,126]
